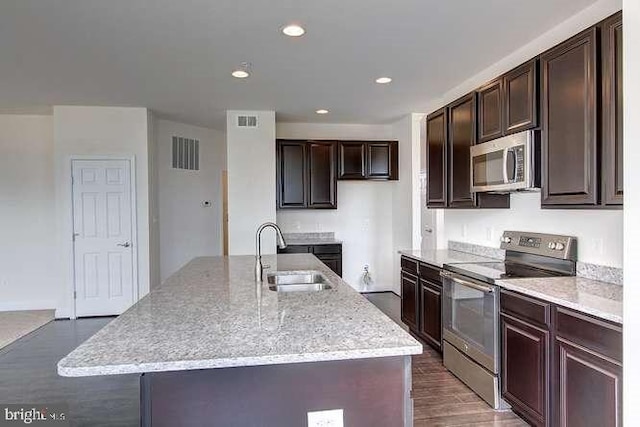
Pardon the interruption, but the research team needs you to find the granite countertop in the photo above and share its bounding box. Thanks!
[497,276,622,324]
[286,238,343,246]
[283,232,342,246]
[398,249,498,268]
[58,254,421,377]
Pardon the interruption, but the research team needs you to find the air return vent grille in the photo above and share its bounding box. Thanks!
[237,115,258,127]
[172,136,199,170]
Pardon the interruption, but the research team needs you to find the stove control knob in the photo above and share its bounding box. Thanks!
[548,242,557,250]
[501,236,512,244]
[555,242,565,251]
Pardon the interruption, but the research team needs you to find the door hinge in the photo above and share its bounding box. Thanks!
[73,291,77,299]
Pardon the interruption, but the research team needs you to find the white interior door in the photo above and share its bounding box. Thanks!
[72,159,135,317]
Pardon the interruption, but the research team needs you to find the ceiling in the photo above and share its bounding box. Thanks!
[0,0,600,129]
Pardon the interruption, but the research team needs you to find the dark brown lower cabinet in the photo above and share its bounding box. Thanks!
[500,289,622,427]
[501,313,548,427]
[556,339,622,427]
[419,280,442,351]
[278,244,342,277]
[400,272,418,331]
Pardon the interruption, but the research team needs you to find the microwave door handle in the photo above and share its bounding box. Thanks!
[503,148,509,184]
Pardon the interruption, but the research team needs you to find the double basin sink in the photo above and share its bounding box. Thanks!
[266,271,332,292]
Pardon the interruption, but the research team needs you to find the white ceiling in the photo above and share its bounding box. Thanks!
[0,0,599,129]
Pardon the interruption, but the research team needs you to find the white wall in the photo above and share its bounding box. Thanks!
[623,0,640,423]
[226,111,276,255]
[0,115,60,311]
[53,106,152,318]
[444,193,623,266]
[156,119,226,282]
[424,0,624,268]
[276,122,400,292]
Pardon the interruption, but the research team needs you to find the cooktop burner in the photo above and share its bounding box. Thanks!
[444,261,569,284]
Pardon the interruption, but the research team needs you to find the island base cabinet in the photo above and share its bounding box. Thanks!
[140,356,413,427]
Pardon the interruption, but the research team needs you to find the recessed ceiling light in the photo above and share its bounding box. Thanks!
[282,24,306,37]
[376,77,392,84]
[316,109,329,115]
[231,70,249,79]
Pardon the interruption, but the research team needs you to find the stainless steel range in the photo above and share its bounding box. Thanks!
[440,231,577,409]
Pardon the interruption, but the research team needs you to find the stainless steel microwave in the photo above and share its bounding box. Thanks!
[470,130,540,193]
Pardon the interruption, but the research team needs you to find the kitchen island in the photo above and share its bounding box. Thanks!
[58,254,422,427]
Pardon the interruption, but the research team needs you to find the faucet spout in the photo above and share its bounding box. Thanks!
[255,222,287,282]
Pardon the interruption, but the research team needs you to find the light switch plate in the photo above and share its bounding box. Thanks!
[307,409,344,427]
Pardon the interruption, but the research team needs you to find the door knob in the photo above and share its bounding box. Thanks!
[117,242,131,248]
[425,227,433,233]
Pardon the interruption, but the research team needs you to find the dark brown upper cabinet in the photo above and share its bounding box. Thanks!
[477,78,504,143]
[426,108,448,207]
[602,12,623,206]
[448,93,477,208]
[338,141,366,179]
[276,140,337,210]
[338,141,398,181]
[541,28,599,207]
[367,142,398,179]
[477,59,539,144]
[504,59,539,135]
[277,141,307,209]
[308,142,337,208]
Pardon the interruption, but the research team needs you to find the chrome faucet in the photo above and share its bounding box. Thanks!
[255,222,287,282]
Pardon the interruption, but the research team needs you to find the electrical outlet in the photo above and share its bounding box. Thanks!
[461,224,468,238]
[307,409,344,427]
[485,227,493,242]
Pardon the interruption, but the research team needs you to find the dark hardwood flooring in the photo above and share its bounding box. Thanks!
[0,317,138,427]
[365,291,528,427]
[0,293,526,426]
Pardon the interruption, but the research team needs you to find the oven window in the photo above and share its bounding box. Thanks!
[444,279,496,359]
[473,151,504,187]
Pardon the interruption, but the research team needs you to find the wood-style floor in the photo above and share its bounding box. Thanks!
[365,292,528,427]
[0,293,526,426]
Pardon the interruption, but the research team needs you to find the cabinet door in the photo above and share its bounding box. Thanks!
[601,12,623,206]
[556,339,622,427]
[419,280,442,351]
[541,28,598,206]
[338,142,366,179]
[277,141,307,208]
[426,109,448,207]
[401,273,418,330]
[367,142,398,180]
[501,313,549,427]
[477,79,504,143]
[316,255,342,277]
[504,59,539,134]
[448,93,476,208]
[308,142,337,208]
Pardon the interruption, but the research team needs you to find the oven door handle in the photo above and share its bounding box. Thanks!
[440,271,495,293]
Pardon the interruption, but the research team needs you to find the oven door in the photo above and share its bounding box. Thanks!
[441,271,499,374]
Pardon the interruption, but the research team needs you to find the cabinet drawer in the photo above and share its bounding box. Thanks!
[400,256,418,275]
[419,263,441,284]
[312,244,341,255]
[278,245,311,254]
[500,290,550,329]
[555,307,622,363]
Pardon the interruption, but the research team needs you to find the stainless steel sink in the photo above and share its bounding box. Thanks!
[266,271,332,292]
